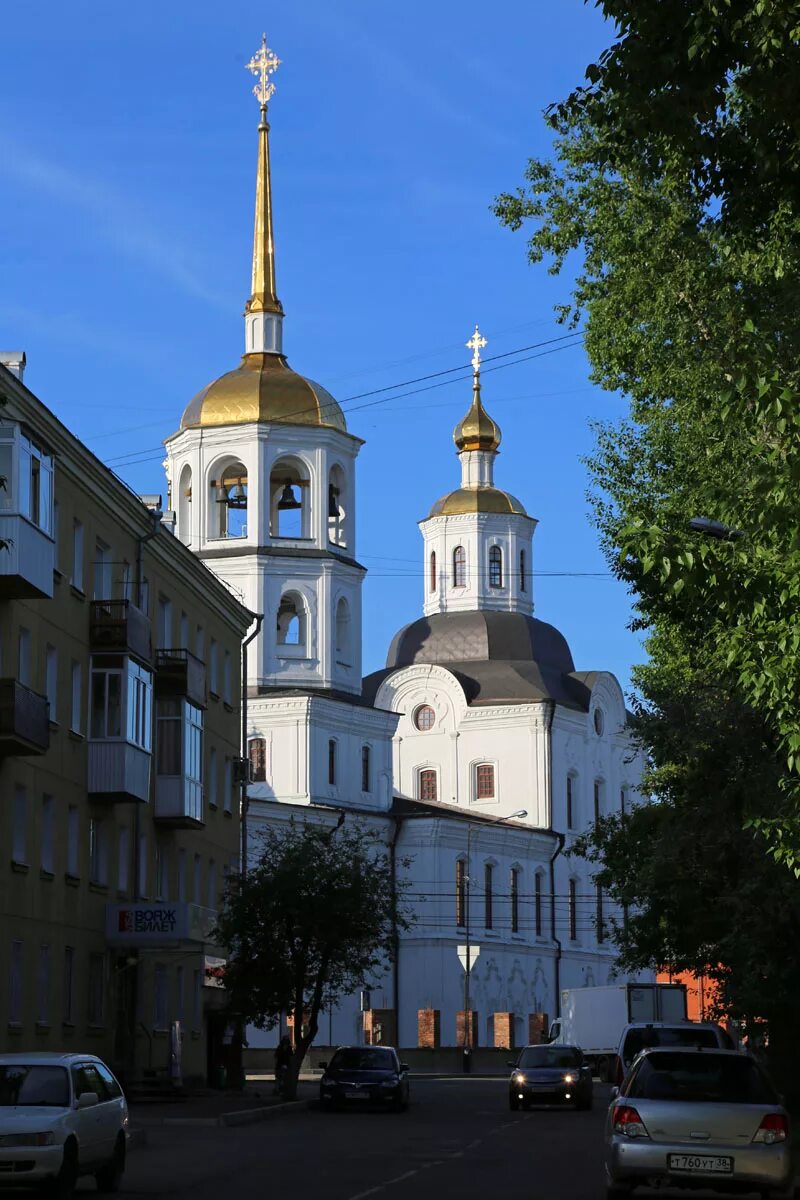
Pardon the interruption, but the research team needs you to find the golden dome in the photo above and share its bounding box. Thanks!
[179,353,346,432]
[428,485,527,518]
[453,380,502,453]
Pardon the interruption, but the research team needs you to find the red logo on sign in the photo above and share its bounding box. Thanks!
[118,910,133,932]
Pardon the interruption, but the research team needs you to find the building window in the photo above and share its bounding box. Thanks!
[93,538,112,602]
[414,704,436,732]
[12,785,26,865]
[89,818,108,885]
[520,549,526,592]
[155,845,169,901]
[328,739,337,786]
[209,747,218,806]
[452,545,466,588]
[224,758,233,813]
[90,663,122,739]
[156,595,172,650]
[429,551,437,592]
[156,698,203,804]
[180,611,189,648]
[475,763,495,800]
[207,859,217,909]
[535,872,543,937]
[17,627,30,686]
[195,625,204,660]
[70,661,82,734]
[71,519,84,591]
[567,774,575,830]
[594,780,602,824]
[8,941,23,1025]
[511,867,520,933]
[118,827,129,894]
[88,953,105,1026]
[67,806,79,877]
[138,833,148,898]
[154,964,168,1030]
[569,878,578,941]
[418,768,437,801]
[361,744,371,793]
[593,707,605,736]
[209,639,218,694]
[45,645,57,722]
[193,854,202,904]
[249,737,266,782]
[596,883,605,944]
[484,863,493,930]
[63,947,74,1024]
[41,795,54,874]
[335,598,350,664]
[37,944,51,1026]
[223,650,232,704]
[489,545,503,588]
[455,859,466,927]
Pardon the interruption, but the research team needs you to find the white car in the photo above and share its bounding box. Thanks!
[615,1021,738,1083]
[0,1052,128,1196]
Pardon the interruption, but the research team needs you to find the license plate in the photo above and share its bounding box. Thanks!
[345,1089,365,1099]
[530,1083,557,1091]
[668,1154,733,1174]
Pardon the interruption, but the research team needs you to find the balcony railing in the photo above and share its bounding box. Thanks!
[155,648,207,708]
[0,679,50,756]
[90,600,152,664]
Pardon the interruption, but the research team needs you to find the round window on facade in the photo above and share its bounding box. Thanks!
[414,704,436,732]
[593,707,604,736]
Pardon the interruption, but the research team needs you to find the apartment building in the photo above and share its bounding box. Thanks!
[0,356,253,1086]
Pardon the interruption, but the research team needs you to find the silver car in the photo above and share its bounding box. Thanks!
[605,1047,794,1199]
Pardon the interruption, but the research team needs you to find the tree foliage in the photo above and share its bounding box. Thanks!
[494,1,800,861]
[212,820,412,1098]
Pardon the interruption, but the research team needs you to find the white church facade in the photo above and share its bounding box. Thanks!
[163,37,647,1052]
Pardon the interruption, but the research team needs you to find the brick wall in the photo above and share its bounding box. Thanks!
[528,1012,549,1045]
[493,1012,514,1049]
[456,1010,479,1047]
[363,1008,397,1046]
[417,1009,441,1049]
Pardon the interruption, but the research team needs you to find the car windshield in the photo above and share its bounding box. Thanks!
[0,1065,70,1107]
[330,1049,395,1071]
[623,1026,719,1062]
[517,1047,582,1069]
[627,1053,776,1105]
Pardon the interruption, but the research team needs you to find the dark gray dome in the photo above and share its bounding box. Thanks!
[364,611,592,711]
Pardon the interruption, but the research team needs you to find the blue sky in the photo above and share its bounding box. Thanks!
[1,1,644,690]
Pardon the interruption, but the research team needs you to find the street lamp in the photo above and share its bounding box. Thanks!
[688,516,745,541]
[462,809,528,1071]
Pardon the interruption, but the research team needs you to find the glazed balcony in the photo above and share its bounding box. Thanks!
[90,600,152,664]
[154,776,204,828]
[87,741,151,803]
[0,514,54,600]
[155,648,207,708]
[0,679,50,756]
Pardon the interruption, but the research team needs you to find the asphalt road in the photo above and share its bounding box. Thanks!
[96,1078,615,1200]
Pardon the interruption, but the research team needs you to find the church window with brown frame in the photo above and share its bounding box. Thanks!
[418,768,437,802]
[452,546,466,588]
[475,763,495,800]
[248,737,266,783]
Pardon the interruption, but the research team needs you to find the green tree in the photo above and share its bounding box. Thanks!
[212,820,412,1099]
[571,628,800,1098]
[495,2,800,862]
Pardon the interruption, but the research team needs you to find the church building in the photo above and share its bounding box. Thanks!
[164,38,646,1052]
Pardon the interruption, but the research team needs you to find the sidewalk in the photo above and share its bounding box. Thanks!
[129,1083,314,1128]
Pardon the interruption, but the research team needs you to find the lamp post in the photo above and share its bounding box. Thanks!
[688,516,744,541]
[462,809,527,1071]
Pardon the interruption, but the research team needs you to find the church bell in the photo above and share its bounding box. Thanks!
[277,480,302,510]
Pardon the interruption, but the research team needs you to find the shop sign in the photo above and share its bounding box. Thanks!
[105,902,217,946]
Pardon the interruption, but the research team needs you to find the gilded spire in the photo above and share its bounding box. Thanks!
[453,324,502,452]
[244,35,283,321]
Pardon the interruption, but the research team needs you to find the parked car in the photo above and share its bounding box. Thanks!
[615,1021,738,1083]
[605,1047,793,1199]
[509,1044,593,1111]
[319,1046,410,1111]
[0,1052,128,1197]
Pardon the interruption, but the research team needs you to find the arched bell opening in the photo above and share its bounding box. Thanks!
[270,457,310,539]
[335,596,351,668]
[328,463,347,548]
[276,591,308,657]
[178,463,193,546]
[208,458,249,539]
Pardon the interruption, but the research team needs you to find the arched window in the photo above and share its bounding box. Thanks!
[178,464,192,546]
[335,597,350,665]
[430,551,437,593]
[568,878,578,941]
[520,549,526,592]
[277,593,307,651]
[534,871,543,937]
[361,744,371,793]
[475,763,495,800]
[328,739,337,786]
[209,459,248,539]
[455,859,466,927]
[418,768,437,801]
[510,867,520,933]
[452,546,466,588]
[270,457,310,539]
[593,779,603,824]
[328,464,347,547]
[489,545,503,588]
[567,773,576,830]
[248,737,266,782]
[414,704,435,732]
[484,862,493,929]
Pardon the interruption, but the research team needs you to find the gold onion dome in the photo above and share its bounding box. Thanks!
[428,486,527,518]
[452,380,502,452]
[179,36,345,434]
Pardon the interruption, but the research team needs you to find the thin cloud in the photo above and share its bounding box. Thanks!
[0,136,230,311]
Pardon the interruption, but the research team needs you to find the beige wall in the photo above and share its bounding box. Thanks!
[0,368,252,1085]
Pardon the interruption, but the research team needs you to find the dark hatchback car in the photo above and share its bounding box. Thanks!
[319,1047,410,1112]
[509,1044,593,1111]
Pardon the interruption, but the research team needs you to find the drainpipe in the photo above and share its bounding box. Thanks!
[543,700,564,1020]
[389,816,405,1047]
[240,614,264,879]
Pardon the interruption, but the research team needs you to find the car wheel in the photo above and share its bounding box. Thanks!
[45,1138,78,1199]
[95,1135,125,1193]
[509,1095,520,1111]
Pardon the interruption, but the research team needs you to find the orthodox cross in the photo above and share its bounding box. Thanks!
[246,34,281,108]
[466,324,488,375]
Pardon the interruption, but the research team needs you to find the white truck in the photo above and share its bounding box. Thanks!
[548,982,688,1079]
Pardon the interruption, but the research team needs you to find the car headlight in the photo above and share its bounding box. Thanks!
[513,1073,527,1084]
[563,1074,575,1084]
[0,1132,56,1147]
[381,1078,399,1087]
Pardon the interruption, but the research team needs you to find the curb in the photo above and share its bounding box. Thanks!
[131,1099,309,1129]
